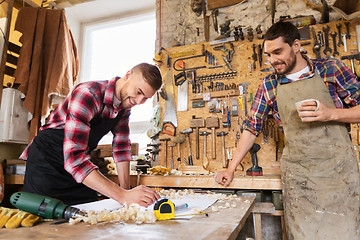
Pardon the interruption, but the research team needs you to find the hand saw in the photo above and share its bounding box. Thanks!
[162,68,177,135]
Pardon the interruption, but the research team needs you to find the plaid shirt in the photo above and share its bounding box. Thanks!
[245,55,360,136]
[20,77,131,183]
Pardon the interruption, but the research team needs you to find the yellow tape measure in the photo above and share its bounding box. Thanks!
[153,198,175,220]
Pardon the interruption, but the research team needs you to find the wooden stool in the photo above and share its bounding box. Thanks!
[252,202,287,240]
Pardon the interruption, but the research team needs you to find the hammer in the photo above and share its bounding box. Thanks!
[341,53,360,74]
[169,144,176,169]
[206,117,219,159]
[200,131,211,169]
[172,135,185,168]
[190,116,205,159]
[179,128,193,165]
[159,138,170,167]
[217,131,228,168]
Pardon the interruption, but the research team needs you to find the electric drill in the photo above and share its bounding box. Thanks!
[10,192,86,220]
[246,143,263,176]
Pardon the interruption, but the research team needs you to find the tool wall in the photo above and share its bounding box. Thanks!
[156,19,359,175]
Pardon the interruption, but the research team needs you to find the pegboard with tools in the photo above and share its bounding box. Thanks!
[156,19,359,176]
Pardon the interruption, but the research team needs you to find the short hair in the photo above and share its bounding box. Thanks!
[264,21,301,46]
[131,63,163,91]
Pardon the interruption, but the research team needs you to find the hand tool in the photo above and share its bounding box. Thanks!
[200,131,211,169]
[344,21,351,39]
[258,44,263,68]
[330,32,339,56]
[342,34,347,52]
[322,26,332,55]
[252,44,257,70]
[179,128,194,165]
[163,65,178,133]
[153,198,207,220]
[212,9,219,32]
[240,82,250,116]
[153,198,188,220]
[206,117,219,159]
[246,143,263,176]
[177,72,188,112]
[169,144,176,169]
[226,148,232,169]
[190,116,205,159]
[173,55,206,72]
[336,23,343,46]
[317,31,324,47]
[153,47,165,65]
[231,97,238,116]
[10,192,86,220]
[162,122,176,136]
[160,138,171,167]
[311,27,321,59]
[217,131,228,168]
[341,53,360,73]
[172,135,185,168]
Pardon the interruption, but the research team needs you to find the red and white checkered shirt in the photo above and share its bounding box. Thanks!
[20,77,132,183]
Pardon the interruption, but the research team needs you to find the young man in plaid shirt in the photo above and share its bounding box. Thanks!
[22,63,162,206]
[215,21,360,239]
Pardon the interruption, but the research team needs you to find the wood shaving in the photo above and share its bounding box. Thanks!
[69,189,246,226]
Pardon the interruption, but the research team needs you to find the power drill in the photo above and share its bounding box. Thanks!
[246,143,263,176]
[10,192,86,220]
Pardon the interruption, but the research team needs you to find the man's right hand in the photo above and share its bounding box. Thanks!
[215,169,234,187]
[123,185,160,207]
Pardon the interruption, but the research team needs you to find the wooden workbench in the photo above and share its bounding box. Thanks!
[5,174,282,190]
[0,196,255,240]
[119,174,282,190]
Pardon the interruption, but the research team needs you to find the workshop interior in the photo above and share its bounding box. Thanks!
[0,0,360,239]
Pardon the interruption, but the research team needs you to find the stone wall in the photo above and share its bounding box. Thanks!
[156,0,341,49]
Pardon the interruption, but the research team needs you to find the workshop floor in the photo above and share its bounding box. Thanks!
[237,214,282,240]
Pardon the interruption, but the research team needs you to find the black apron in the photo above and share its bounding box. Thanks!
[24,106,125,205]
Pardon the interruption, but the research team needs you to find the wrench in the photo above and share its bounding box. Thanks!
[317,31,324,47]
[322,26,332,55]
[330,32,339,56]
[342,34,348,52]
[336,23,344,46]
[345,21,351,39]
[311,27,321,59]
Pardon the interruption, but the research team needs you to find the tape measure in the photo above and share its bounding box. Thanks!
[153,198,175,220]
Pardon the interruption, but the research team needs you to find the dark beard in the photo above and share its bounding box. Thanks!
[275,52,297,75]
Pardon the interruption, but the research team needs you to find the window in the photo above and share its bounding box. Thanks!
[80,12,156,156]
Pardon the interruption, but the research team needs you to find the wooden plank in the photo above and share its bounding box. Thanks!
[0,196,255,240]
[108,174,283,190]
[252,202,275,214]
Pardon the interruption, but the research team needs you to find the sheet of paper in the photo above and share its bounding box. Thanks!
[73,195,217,219]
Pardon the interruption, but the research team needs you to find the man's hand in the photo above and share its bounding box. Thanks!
[123,185,160,207]
[215,169,234,187]
[298,100,333,122]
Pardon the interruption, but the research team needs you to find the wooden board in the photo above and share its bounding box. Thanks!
[157,19,360,176]
[0,196,255,240]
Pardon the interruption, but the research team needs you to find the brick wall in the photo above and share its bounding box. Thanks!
[156,0,341,49]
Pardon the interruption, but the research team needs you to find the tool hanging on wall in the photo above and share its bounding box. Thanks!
[246,143,263,176]
[162,56,177,136]
[173,54,206,72]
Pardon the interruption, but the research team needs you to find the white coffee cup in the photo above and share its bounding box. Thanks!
[295,99,320,120]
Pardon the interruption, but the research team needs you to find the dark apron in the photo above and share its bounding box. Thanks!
[277,71,360,239]
[24,106,124,205]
